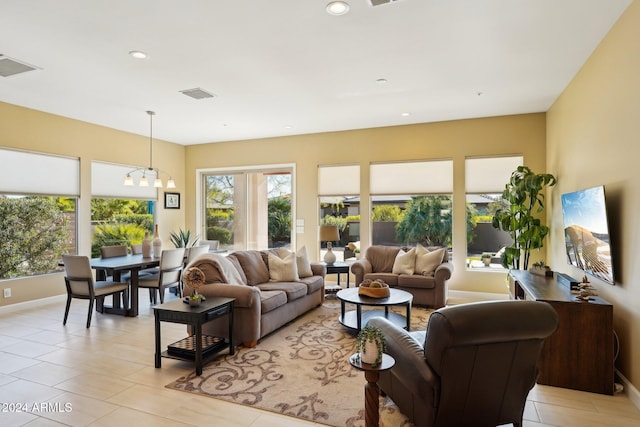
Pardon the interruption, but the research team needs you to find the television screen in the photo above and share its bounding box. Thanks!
[561,185,614,285]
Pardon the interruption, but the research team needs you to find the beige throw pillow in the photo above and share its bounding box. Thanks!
[268,252,299,282]
[296,246,313,278]
[392,247,416,275]
[415,245,445,276]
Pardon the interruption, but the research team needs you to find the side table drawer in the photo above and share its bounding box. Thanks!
[205,304,230,320]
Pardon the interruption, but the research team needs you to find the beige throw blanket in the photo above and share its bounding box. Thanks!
[191,253,246,285]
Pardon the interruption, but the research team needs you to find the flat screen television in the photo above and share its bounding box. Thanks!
[561,185,615,285]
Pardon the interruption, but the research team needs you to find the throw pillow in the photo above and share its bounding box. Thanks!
[268,252,299,282]
[296,246,313,278]
[415,245,445,276]
[392,247,416,275]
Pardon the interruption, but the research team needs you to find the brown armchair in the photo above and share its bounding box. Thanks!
[368,300,559,427]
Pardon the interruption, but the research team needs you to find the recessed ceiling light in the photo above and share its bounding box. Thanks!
[129,50,147,59]
[326,1,350,16]
[401,112,411,117]
[376,78,388,84]
[285,125,293,129]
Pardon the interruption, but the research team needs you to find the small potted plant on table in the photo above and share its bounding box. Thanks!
[183,266,206,307]
[356,325,386,367]
[481,253,492,267]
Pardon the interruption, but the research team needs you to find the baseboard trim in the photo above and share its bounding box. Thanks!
[447,290,508,305]
[616,370,640,410]
[0,294,66,314]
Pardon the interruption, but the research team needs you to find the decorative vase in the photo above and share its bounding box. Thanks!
[142,233,152,258]
[360,340,380,365]
[189,297,200,307]
[483,257,491,266]
[153,224,162,257]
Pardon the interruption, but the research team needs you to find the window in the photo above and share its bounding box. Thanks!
[0,148,79,279]
[91,161,156,257]
[370,160,453,248]
[318,165,360,261]
[200,166,294,251]
[465,156,522,269]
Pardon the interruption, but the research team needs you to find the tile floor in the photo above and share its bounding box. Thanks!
[0,286,639,427]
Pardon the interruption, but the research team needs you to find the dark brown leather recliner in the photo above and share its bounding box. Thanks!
[368,300,559,427]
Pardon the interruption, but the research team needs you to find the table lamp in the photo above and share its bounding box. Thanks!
[319,224,340,264]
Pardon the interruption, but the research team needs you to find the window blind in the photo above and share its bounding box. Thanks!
[465,156,523,193]
[91,161,158,200]
[0,148,79,196]
[370,160,453,194]
[318,164,360,196]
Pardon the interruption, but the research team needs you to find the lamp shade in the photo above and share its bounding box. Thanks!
[319,225,340,242]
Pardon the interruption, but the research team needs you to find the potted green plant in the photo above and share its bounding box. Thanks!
[491,166,557,270]
[170,228,200,258]
[481,253,492,267]
[530,260,552,277]
[355,325,386,367]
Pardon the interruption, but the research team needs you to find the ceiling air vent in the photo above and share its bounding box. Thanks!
[0,55,40,78]
[179,87,216,100]
[369,0,400,6]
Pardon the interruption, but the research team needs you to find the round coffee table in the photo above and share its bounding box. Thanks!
[336,287,412,331]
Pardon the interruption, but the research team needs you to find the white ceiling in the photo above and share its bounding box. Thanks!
[0,0,632,146]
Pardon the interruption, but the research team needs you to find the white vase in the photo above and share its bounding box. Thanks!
[152,224,162,257]
[360,340,380,365]
[142,234,152,258]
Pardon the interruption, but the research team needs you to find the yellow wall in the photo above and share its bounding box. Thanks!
[547,1,640,392]
[185,113,547,295]
[0,103,185,307]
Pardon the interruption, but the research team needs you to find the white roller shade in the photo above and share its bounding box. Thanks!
[465,156,523,193]
[318,164,360,196]
[0,148,79,196]
[370,160,453,194]
[92,161,158,200]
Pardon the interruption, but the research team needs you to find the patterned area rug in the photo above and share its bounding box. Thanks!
[166,299,432,427]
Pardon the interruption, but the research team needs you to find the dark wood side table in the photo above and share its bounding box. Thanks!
[154,297,235,376]
[323,262,351,287]
[349,353,395,427]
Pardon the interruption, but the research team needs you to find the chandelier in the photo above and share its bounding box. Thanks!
[123,111,176,188]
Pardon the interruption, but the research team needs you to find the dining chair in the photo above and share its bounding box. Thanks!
[62,255,129,328]
[138,247,186,304]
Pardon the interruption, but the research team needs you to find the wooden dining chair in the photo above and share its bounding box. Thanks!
[138,247,186,304]
[62,255,129,328]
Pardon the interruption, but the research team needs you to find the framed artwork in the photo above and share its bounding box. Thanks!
[164,192,180,209]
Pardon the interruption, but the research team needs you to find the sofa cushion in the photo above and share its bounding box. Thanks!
[260,290,288,313]
[415,245,446,276]
[298,275,324,294]
[268,252,299,282]
[366,246,402,273]
[234,250,270,286]
[398,274,436,289]
[257,282,308,302]
[392,247,416,275]
[364,272,399,287]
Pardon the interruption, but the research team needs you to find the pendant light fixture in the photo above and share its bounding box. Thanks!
[123,111,176,189]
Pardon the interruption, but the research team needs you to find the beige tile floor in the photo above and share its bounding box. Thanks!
[1,286,639,427]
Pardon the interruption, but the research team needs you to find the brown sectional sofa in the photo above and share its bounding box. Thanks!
[186,249,326,347]
[350,245,453,308]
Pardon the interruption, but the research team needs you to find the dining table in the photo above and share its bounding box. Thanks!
[90,254,161,317]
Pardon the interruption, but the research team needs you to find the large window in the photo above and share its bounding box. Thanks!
[0,148,79,279]
[200,166,294,251]
[318,165,360,261]
[465,156,522,270]
[370,160,453,249]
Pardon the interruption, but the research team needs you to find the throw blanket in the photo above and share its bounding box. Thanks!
[192,253,246,285]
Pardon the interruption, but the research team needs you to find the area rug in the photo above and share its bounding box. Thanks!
[166,299,432,427]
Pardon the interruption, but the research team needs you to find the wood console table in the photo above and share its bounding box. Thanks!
[509,270,614,395]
